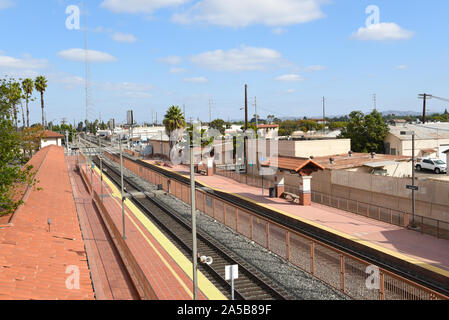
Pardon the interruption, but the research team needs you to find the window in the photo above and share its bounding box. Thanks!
[423,159,433,164]
[391,148,396,155]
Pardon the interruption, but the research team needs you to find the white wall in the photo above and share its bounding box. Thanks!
[41,138,61,149]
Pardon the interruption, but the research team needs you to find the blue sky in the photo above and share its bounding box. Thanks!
[1,0,449,125]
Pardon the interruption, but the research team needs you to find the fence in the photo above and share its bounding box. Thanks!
[311,191,449,241]
[103,151,447,300]
[77,159,158,300]
[215,166,275,190]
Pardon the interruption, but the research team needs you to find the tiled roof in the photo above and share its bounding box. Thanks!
[312,153,410,170]
[257,124,279,129]
[262,156,325,172]
[0,145,94,300]
[42,130,64,138]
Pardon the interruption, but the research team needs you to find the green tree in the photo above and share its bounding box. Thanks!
[0,78,38,215]
[163,105,186,147]
[34,76,48,128]
[22,78,34,128]
[209,118,227,135]
[339,110,389,153]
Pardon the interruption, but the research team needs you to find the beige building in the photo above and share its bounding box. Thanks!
[277,138,351,158]
[385,123,449,161]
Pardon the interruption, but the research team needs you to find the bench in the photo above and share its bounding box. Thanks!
[282,192,300,204]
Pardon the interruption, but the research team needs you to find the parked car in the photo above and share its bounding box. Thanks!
[416,158,447,174]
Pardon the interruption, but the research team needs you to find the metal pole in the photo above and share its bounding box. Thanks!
[90,157,93,200]
[120,136,126,240]
[190,141,198,300]
[99,136,103,203]
[231,269,235,301]
[411,133,416,227]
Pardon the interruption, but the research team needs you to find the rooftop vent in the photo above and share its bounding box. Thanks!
[310,156,314,160]
[329,157,335,165]
[348,151,353,157]
[371,152,376,159]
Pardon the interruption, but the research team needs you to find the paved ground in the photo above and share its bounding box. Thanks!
[66,155,139,300]
[0,146,94,300]
[79,160,226,300]
[145,160,449,276]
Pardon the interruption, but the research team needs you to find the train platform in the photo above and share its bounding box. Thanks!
[76,158,226,300]
[66,156,139,300]
[144,160,449,278]
[0,146,94,300]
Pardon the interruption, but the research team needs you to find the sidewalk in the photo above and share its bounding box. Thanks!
[78,159,226,300]
[145,160,449,275]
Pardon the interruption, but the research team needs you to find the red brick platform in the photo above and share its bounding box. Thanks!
[0,146,94,300]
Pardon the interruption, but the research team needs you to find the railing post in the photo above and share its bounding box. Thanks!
[286,231,290,261]
[310,241,315,275]
[340,254,345,293]
[250,215,253,241]
[379,272,385,300]
[235,207,239,232]
[266,222,270,251]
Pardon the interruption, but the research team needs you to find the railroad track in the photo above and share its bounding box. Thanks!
[91,154,291,300]
[80,136,449,298]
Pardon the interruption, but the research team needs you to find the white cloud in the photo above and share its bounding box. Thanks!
[100,0,187,14]
[112,32,138,43]
[0,53,48,70]
[0,0,14,10]
[275,74,304,82]
[183,77,208,83]
[190,45,283,71]
[172,0,326,27]
[396,65,408,70]
[58,49,118,63]
[169,67,187,73]
[351,23,414,41]
[158,56,182,65]
[284,89,296,93]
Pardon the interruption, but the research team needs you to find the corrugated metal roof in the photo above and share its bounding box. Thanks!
[389,123,449,140]
[363,161,398,168]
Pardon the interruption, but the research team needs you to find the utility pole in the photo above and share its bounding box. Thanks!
[419,94,432,124]
[322,97,326,126]
[254,96,258,128]
[373,93,377,111]
[99,135,103,204]
[209,99,212,123]
[190,120,198,300]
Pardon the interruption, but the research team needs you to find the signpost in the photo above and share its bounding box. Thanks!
[225,265,238,300]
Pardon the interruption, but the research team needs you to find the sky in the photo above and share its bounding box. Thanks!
[1,0,449,126]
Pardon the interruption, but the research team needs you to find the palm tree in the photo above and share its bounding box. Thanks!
[34,76,48,129]
[22,78,34,128]
[7,81,22,130]
[163,105,186,147]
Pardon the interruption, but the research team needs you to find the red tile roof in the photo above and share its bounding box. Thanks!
[262,156,325,173]
[312,153,410,170]
[0,145,94,300]
[42,130,64,138]
[257,124,279,129]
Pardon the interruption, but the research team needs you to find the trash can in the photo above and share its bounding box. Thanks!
[269,187,276,198]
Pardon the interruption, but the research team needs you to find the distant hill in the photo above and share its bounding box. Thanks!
[381,110,422,117]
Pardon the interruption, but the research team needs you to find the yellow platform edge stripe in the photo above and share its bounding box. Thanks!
[94,166,227,300]
[147,162,449,279]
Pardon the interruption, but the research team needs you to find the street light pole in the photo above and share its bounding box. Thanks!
[119,135,126,240]
[190,134,198,300]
